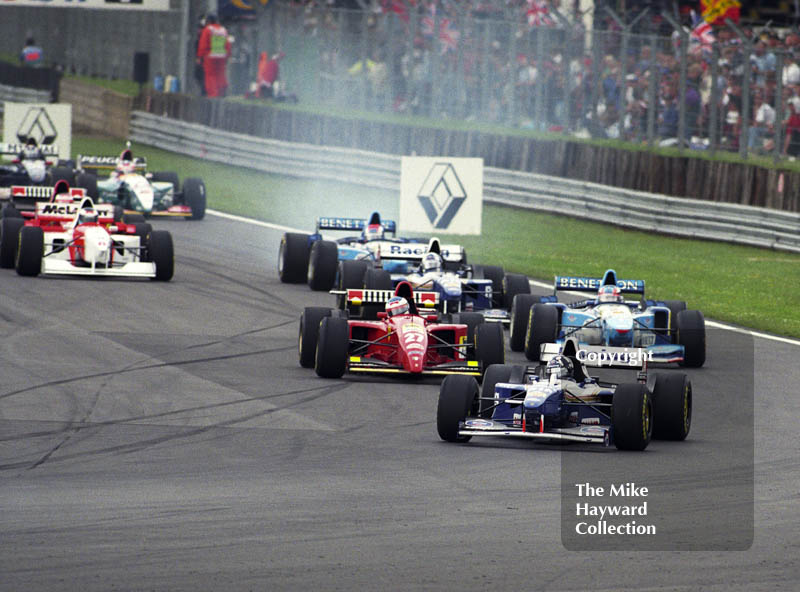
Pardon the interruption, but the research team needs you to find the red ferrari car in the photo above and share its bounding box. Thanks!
[299,281,505,379]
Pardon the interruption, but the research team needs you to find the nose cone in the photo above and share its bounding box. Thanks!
[406,350,425,373]
[606,315,634,345]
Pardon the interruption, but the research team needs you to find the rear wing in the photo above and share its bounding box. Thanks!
[378,243,465,263]
[11,185,85,201]
[316,217,397,235]
[342,288,440,308]
[0,142,58,157]
[34,196,115,223]
[554,269,645,296]
[78,155,147,172]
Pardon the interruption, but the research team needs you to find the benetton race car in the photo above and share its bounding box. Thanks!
[76,145,206,219]
[278,212,466,290]
[509,269,705,367]
[0,181,173,280]
[437,338,692,451]
[299,281,505,379]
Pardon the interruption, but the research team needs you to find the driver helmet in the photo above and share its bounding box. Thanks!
[597,285,623,304]
[362,223,384,241]
[420,252,442,273]
[117,150,136,174]
[77,207,99,225]
[545,355,574,379]
[385,296,410,318]
[21,138,40,160]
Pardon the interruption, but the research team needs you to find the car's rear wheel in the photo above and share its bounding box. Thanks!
[612,383,652,451]
[50,166,74,186]
[75,172,98,199]
[2,204,23,219]
[182,177,206,220]
[15,225,43,277]
[299,307,333,368]
[503,273,531,310]
[524,303,559,361]
[315,317,349,378]
[151,171,180,189]
[337,259,370,309]
[437,374,479,442]
[123,213,147,224]
[652,373,692,441]
[475,322,505,374]
[452,312,484,356]
[148,230,174,281]
[0,217,24,268]
[480,364,516,417]
[510,294,536,352]
[677,310,706,367]
[278,232,310,283]
[307,240,338,291]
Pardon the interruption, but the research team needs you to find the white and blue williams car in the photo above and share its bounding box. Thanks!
[508,269,705,367]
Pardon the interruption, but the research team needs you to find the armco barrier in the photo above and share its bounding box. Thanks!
[129,111,800,253]
[0,84,52,116]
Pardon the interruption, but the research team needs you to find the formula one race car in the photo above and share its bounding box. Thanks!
[436,338,692,451]
[278,212,466,290]
[0,141,60,190]
[509,269,705,367]
[299,281,505,379]
[0,181,173,280]
[76,145,206,219]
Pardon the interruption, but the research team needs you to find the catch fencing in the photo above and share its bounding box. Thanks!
[129,111,800,253]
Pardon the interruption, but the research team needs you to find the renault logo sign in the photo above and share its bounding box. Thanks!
[16,107,58,145]
[400,156,483,235]
[417,163,467,229]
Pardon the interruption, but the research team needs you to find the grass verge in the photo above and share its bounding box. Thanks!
[72,135,800,339]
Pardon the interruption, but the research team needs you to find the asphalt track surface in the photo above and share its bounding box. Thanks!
[1,213,798,591]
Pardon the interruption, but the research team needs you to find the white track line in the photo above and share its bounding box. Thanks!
[209,210,800,348]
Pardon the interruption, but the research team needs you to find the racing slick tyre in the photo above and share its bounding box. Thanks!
[299,307,333,368]
[452,312,484,355]
[676,310,706,368]
[336,259,370,309]
[0,217,24,268]
[50,166,74,187]
[363,267,392,290]
[480,364,516,416]
[151,171,180,191]
[524,303,559,362]
[123,213,147,224]
[612,383,653,451]
[474,264,505,308]
[315,317,349,378]
[307,240,338,291]
[15,225,43,277]
[147,230,174,281]
[503,273,531,310]
[475,323,505,373]
[1,204,23,219]
[112,205,124,222]
[509,294,537,352]
[278,232,311,284]
[182,177,206,220]
[75,172,98,199]
[437,375,479,442]
[651,373,692,441]
[134,223,153,249]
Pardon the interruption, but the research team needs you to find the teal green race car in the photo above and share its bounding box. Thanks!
[75,148,206,220]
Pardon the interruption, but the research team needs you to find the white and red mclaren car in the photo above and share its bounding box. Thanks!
[0,181,174,280]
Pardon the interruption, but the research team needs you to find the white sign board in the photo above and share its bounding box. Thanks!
[400,157,483,235]
[3,103,72,160]
[0,0,170,11]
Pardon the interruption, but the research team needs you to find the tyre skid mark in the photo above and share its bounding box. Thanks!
[0,382,350,471]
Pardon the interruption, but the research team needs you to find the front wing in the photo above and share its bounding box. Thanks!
[458,418,611,446]
[347,356,481,377]
[41,258,157,278]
